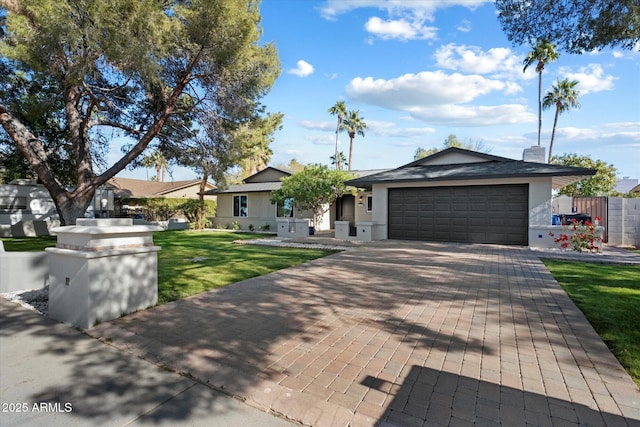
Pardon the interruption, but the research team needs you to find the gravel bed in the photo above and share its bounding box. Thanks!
[1,286,49,316]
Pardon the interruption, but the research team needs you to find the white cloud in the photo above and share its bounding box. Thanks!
[299,120,334,132]
[434,43,524,80]
[456,19,472,33]
[348,71,508,106]
[320,1,488,41]
[346,71,534,126]
[602,121,640,129]
[559,64,616,94]
[364,16,437,40]
[304,135,335,146]
[408,104,534,126]
[554,126,640,142]
[366,119,436,137]
[319,0,489,20]
[287,60,314,77]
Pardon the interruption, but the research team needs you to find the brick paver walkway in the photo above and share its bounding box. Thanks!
[91,241,640,426]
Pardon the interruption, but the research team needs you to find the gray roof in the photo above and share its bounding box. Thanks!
[207,168,391,195]
[346,159,596,189]
[206,181,283,194]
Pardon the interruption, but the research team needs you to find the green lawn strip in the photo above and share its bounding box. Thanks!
[543,259,640,387]
[1,235,57,251]
[153,231,335,304]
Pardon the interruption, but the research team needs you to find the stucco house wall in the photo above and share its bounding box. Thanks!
[212,191,322,231]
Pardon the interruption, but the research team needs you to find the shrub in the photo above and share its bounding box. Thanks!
[549,217,602,252]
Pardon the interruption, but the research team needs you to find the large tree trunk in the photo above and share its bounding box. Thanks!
[196,173,209,230]
[1,49,198,225]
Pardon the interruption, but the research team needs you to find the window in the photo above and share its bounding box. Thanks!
[276,197,294,218]
[367,195,373,212]
[233,195,248,217]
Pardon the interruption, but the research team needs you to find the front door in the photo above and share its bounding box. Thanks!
[336,194,355,223]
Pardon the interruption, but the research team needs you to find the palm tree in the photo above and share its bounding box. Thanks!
[543,78,581,163]
[330,151,347,170]
[141,150,168,182]
[523,39,559,147]
[328,100,347,170]
[340,110,367,171]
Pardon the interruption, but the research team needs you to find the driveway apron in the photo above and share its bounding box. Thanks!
[91,241,640,426]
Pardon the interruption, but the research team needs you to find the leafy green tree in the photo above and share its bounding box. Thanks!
[523,40,559,148]
[340,110,367,171]
[414,135,490,160]
[496,0,640,53]
[274,158,305,173]
[414,147,437,161]
[543,79,581,163]
[270,164,353,227]
[0,0,279,224]
[328,100,347,170]
[553,153,617,196]
[0,62,76,184]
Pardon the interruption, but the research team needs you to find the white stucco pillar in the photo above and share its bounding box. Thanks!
[46,218,162,328]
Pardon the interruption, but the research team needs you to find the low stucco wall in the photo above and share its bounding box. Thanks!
[529,225,605,252]
[0,241,49,292]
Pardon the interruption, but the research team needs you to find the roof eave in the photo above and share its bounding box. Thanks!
[347,170,597,188]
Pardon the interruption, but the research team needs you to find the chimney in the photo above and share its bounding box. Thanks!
[522,146,546,163]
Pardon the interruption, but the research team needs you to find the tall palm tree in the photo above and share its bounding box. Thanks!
[543,78,581,163]
[340,110,367,171]
[330,151,347,170]
[142,150,168,182]
[523,39,559,147]
[328,100,347,170]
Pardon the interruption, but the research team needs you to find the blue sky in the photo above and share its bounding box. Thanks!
[119,0,640,181]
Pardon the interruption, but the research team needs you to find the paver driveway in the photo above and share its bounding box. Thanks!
[91,241,640,426]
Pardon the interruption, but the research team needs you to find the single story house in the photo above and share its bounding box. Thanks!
[206,167,316,231]
[104,177,215,217]
[345,147,596,246]
[206,167,387,232]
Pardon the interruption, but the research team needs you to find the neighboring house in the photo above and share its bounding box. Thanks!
[105,177,215,217]
[345,148,596,246]
[107,177,215,199]
[0,180,59,237]
[616,177,639,194]
[206,167,315,231]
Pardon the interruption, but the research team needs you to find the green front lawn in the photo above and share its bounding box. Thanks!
[1,231,335,304]
[153,231,335,303]
[543,260,640,387]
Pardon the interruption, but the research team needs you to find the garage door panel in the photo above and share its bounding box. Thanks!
[388,185,528,245]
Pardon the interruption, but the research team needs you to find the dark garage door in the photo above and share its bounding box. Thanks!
[388,184,528,245]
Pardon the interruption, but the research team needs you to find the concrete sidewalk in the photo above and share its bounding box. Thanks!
[87,241,640,426]
[0,298,292,427]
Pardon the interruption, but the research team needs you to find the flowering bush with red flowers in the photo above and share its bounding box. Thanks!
[547,217,603,253]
